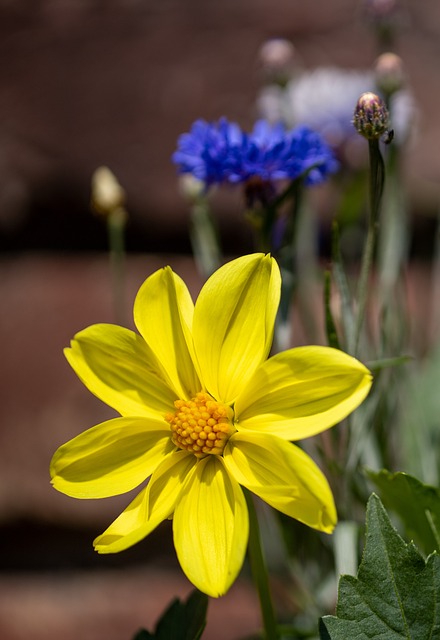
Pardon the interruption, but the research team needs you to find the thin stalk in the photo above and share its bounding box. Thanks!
[244,489,278,640]
[261,179,298,247]
[260,165,318,252]
[425,509,440,551]
[354,138,385,355]
[331,222,355,353]
[190,197,221,278]
[274,179,303,351]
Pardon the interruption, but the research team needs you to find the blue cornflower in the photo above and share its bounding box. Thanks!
[172,118,338,187]
[172,118,246,186]
[244,121,339,185]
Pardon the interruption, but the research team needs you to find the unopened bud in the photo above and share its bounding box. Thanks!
[363,0,397,20]
[375,52,405,95]
[91,166,126,216]
[353,92,390,140]
[258,38,296,85]
[178,174,206,202]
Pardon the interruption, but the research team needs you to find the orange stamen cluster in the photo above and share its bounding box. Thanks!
[165,392,234,457]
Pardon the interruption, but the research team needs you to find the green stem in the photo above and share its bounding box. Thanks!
[425,509,440,550]
[244,489,278,640]
[261,179,297,247]
[190,197,222,278]
[274,180,303,351]
[354,138,385,355]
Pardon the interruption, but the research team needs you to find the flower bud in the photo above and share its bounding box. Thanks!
[363,0,397,20]
[178,174,206,202]
[353,92,390,140]
[362,0,402,49]
[258,38,296,85]
[91,166,126,216]
[375,52,405,95]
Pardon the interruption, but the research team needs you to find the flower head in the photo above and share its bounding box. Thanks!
[363,0,399,21]
[353,91,390,140]
[172,118,246,185]
[374,52,405,96]
[91,166,126,217]
[244,121,339,186]
[172,118,338,188]
[51,254,372,597]
[258,38,296,85]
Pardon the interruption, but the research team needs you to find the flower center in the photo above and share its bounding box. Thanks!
[165,391,235,457]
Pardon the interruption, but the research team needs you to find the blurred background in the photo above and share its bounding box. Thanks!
[1,0,439,638]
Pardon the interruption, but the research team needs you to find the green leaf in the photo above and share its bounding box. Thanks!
[133,590,209,640]
[366,469,440,555]
[330,221,355,353]
[320,494,440,639]
[399,342,440,485]
[336,169,367,227]
[324,270,340,350]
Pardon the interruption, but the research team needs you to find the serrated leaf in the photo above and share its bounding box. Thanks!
[367,469,440,556]
[134,589,208,640]
[320,494,440,639]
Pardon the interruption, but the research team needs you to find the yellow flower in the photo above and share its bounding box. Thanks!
[50,254,372,597]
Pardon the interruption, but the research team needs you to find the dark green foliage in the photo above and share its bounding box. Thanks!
[320,494,440,639]
[132,589,208,640]
[367,469,440,556]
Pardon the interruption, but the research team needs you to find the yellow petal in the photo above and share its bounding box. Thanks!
[133,267,200,399]
[224,432,337,533]
[50,416,174,498]
[65,324,177,417]
[146,449,196,518]
[235,346,372,440]
[193,254,280,403]
[94,486,153,553]
[94,450,195,553]
[173,456,249,597]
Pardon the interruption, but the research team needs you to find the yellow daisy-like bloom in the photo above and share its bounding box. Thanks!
[50,254,372,597]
